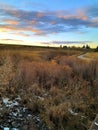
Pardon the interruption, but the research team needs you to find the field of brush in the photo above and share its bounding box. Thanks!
[84,52,98,60]
[0,44,98,130]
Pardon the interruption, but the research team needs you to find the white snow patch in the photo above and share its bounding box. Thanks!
[94,122,98,126]
[2,97,19,107]
[2,98,11,104]
[4,127,10,130]
[4,128,18,130]
[68,108,78,116]
[12,101,19,106]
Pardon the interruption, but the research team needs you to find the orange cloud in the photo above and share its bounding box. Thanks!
[0,26,15,32]
[21,27,43,35]
[57,9,88,21]
[30,20,37,25]
[0,25,43,35]
[76,9,88,20]
[14,32,30,37]
[0,25,19,31]
[31,29,42,34]
[57,11,64,18]
[5,20,18,25]
[36,12,44,17]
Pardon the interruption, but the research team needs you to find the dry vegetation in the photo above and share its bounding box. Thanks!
[0,46,98,130]
[84,52,98,60]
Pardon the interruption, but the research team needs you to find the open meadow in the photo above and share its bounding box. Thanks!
[83,52,98,60]
[0,45,98,130]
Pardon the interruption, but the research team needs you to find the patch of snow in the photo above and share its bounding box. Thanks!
[12,112,17,117]
[28,114,32,117]
[94,122,98,126]
[33,115,40,122]
[68,108,78,116]
[4,127,10,130]
[4,128,18,130]
[22,107,27,112]
[2,97,19,107]
[12,101,19,106]
[36,117,40,122]
[2,98,10,104]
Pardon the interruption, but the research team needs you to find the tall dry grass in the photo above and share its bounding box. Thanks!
[0,48,98,130]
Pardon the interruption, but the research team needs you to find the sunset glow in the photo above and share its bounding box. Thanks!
[0,0,98,47]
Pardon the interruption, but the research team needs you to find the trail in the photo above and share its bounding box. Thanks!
[77,53,92,61]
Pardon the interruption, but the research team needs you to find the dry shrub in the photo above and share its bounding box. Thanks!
[0,56,5,66]
[58,56,98,84]
[43,51,56,61]
[15,60,72,90]
[0,49,97,130]
[48,87,66,106]
[44,102,71,130]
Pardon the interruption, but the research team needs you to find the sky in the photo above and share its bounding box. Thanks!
[0,0,98,47]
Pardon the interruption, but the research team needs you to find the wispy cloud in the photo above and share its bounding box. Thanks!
[0,3,98,36]
[87,5,98,17]
[5,20,18,25]
[39,41,92,46]
[1,38,23,42]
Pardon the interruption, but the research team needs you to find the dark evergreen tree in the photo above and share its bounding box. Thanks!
[86,44,90,49]
[82,45,85,49]
[95,46,98,52]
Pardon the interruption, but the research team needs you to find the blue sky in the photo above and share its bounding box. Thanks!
[0,0,98,47]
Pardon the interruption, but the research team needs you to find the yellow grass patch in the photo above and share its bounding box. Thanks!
[84,52,98,60]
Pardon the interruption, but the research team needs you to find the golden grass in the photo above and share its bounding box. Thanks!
[0,47,82,63]
[84,52,98,60]
[0,49,45,61]
[1,46,98,129]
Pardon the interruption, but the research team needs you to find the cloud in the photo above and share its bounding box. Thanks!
[5,20,18,25]
[42,41,92,45]
[0,38,23,43]
[87,6,98,17]
[0,3,98,36]
[41,41,92,45]
[0,25,19,32]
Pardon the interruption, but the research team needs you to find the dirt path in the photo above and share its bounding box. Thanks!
[78,52,98,61]
[77,53,92,61]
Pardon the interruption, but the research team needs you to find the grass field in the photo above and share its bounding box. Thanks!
[84,52,98,60]
[0,44,98,130]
